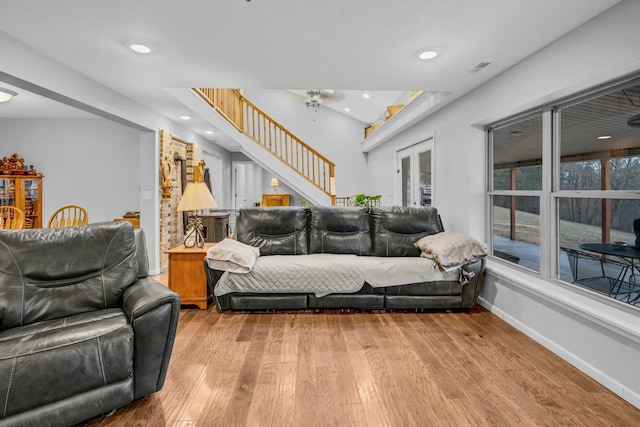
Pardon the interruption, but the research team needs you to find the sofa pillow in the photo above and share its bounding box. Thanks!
[371,206,444,257]
[414,231,487,271]
[235,207,309,255]
[309,206,372,255]
[206,238,260,273]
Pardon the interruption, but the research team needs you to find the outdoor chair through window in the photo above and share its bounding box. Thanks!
[564,247,628,297]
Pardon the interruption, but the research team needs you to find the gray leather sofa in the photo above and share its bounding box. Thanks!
[205,206,485,311]
[0,222,180,427]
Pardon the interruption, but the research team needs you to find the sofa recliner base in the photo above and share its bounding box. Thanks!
[211,259,484,312]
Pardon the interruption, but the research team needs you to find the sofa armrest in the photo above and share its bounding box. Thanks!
[122,278,180,399]
[460,259,486,308]
[204,259,226,308]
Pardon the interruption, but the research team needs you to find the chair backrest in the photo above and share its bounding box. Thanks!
[47,205,88,228]
[0,221,139,330]
[0,206,25,229]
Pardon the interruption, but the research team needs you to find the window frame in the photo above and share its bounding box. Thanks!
[486,73,640,309]
[487,109,547,275]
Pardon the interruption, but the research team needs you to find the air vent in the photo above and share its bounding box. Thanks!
[470,62,491,73]
[629,113,640,128]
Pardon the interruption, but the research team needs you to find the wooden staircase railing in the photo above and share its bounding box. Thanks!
[194,88,336,204]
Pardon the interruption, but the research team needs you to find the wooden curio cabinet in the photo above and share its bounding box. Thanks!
[0,175,43,228]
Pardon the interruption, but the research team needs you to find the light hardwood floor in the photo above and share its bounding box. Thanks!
[83,279,639,426]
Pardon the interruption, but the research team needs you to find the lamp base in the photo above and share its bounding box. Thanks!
[184,215,206,248]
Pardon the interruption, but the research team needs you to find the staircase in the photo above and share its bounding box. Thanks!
[194,88,336,205]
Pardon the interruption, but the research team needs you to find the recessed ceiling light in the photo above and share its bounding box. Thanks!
[344,107,351,113]
[205,130,214,135]
[129,43,152,54]
[0,87,18,103]
[417,49,438,60]
[179,115,191,120]
[597,135,612,140]
[362,93,370,99]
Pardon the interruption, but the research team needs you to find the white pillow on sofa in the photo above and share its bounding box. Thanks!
[414,231,487,272]
[206,238,261,273]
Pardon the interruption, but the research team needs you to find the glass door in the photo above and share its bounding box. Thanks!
[398,148,412,206]
[396,140,433,206]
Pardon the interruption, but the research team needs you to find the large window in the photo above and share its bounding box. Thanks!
[488,78,640,307]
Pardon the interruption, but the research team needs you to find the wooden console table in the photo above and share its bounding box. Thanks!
[166,243,214,309]
[262,193,290,206]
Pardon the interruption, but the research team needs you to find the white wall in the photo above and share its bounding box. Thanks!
[366,0,640,408]
[195,143,232,209]
[243,90,369,198]
[1,33,234,274]
[368,0,640,237]
[260,177,304,206]
[1,118,140,222]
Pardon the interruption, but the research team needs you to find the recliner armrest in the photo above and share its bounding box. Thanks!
[122,278,180,399]
[123,277,179,319]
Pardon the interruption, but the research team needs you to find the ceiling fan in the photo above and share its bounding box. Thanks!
[304,89,345,110]
[624,88,640,128]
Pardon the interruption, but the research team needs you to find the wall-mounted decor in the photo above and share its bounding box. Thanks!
[158,129,200,271]
[161,155,173,198]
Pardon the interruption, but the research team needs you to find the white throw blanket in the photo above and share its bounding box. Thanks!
[215,254,365,296]
[206,238,260,273]
[360,256,459,286]
[214,254,461,297]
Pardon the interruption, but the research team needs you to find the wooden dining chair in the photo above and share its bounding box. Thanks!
[47,205,89,228]
[0,206,25,229]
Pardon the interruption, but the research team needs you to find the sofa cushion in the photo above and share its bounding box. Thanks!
[0,222,138,331]
[371,206,444,257]
[235,207,309,255]
[309,206,372,255]
[0,309,134,418]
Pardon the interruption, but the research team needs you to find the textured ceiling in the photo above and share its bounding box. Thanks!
[0,0,622,134]
[493,84,640,168]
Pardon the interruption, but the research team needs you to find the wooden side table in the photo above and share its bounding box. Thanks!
[114,217,140,228]
[166,243,214,309]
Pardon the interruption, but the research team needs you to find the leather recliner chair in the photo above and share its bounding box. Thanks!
[0,221,180,427]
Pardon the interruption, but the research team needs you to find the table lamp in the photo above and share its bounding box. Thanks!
[270,177,279,194]
[177,182,218,248]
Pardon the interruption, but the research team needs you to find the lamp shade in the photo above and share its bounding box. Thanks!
[177,182,218,212]
[270,178,279,187]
